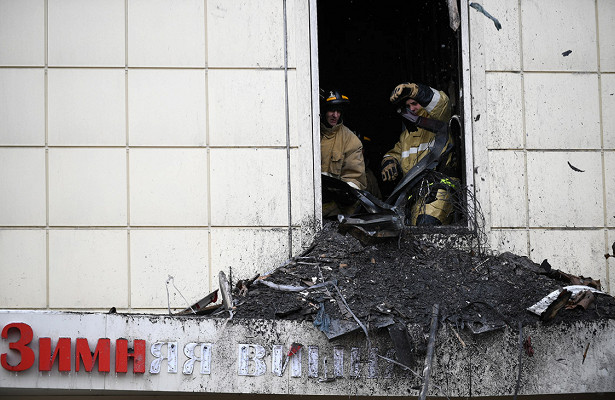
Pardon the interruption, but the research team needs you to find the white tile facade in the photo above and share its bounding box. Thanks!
[48,69,126,146]
[129,148,208,226]
[521,0,597,72]
[48,229,128,308]
[1,0,614,314]
[0,0,45,66]
[0,230,47,308]
[127,0,206,67]
[0,148,46,226]
[207,0,285,68]
[129,229,209,308]
[48,148,127,226]
[0,68,45,145]
[0,0,315,310]
[48,0,125,67]
[128,69,207,146]
[473,0,614,293]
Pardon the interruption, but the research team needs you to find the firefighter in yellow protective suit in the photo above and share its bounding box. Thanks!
[320,90,367,217]
[381,82,458,226]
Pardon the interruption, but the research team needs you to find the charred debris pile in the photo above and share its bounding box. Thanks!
[223,222,615,338]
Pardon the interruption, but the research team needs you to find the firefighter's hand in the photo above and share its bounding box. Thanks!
[381,158,399,181]
[389,83,418,104]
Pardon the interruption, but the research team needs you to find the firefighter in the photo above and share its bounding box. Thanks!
[320,89,367,217]
[381,82,458,226]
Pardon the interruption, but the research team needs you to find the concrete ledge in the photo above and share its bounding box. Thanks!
[0,311,613,396]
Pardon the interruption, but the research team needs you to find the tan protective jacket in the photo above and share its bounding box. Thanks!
[384,90,453,175]
[320,122,367,190]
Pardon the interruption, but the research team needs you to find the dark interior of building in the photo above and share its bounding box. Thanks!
[317,0,463,196]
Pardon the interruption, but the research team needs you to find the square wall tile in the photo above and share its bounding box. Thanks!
[128,0,205,67]
[48,148,127,226]
[490,229,528,257]
[130,229,209,309]
[524,73,600,149]
[488,150,526,227]
[128,69,206,146]
[603,74,615,149]
[208,69,287,147]
[606,152,615,227]
[0,148,46,226]
[521,0,597,71]
[210,227,289,285]
[210,148,289,226]
[207,0,283,68]
[0,230,46,308]
[48,69,126,146]
[129,149,208,226]
[530,229,606,284]
[49,229,128,308]
[0,0,44,66]
[598,0,615,72]
[527,152,602,227]
[48,0,125,66]
[486,72,523,148]
[0,69,45,145]
[481,0,521,71]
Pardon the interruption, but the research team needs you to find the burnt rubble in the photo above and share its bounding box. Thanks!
[230,221,615,338]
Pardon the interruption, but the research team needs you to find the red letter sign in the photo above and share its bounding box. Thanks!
[76,338,111,372]
[115,339,146,373]
[1,323,35,371]
[39,337,71,371]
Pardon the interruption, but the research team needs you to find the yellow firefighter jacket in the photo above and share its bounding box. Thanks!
[383,90,453,175]
[320,122,367,190]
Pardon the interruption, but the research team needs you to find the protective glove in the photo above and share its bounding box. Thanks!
[389,82,434,107]
[381,158,400,182]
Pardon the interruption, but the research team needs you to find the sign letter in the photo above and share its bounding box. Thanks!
[115,339,146,373]
[1,323,35,372]
[150,341,178,374]
[75,338,111,372]
[237,344,266,376]
[183,342,212,375]
[39,337,71,371]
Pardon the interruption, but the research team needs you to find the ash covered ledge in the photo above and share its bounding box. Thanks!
[0,311,613,397]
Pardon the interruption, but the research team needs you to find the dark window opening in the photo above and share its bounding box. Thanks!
[317,0,466,226]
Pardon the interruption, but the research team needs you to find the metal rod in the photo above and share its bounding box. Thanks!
[419,303,439,400]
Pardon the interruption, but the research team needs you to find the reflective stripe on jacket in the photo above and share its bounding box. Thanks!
[320,122,367,190]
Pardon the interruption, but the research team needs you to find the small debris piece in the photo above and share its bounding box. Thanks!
[469,2,502,30]
[567,161,584,172]
[281,342,302,374]
[108,307,116,314]
[371,258,376,264]
[562,50,572,57]
[523,336,534,357]
[339,263,348,268]
[387,323,415,367]
[528,285,607,316]
[418,304,439,400]
[177,289,219,315]
[446,0,460,31]
[474,114,481,122]
[540,289,572,321]
[313,303,331,333]
[582,342,590,364]
[219,271,234,317]
[566,290,595,310]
